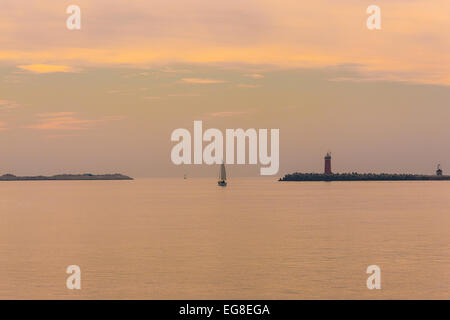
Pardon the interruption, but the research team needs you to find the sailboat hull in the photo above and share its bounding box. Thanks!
[217,180,227,187]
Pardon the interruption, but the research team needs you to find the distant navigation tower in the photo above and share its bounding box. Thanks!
[436,164,443,176]
[324,152,332,175]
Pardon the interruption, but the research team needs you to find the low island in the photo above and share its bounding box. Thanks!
[280,153,449,181]
[0,173,133,181]
[279,172,450,182]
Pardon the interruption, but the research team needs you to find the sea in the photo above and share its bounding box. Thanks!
[0,178,448,299]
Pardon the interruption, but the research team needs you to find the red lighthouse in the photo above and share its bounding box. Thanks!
[324,152,332,175]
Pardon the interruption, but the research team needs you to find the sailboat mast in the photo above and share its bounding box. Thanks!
[220,163,226,181]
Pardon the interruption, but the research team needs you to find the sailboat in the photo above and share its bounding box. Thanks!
[217,163,227,186]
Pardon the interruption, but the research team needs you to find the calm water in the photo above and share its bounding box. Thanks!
[0,178,448,299]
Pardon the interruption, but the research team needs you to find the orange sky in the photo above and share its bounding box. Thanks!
[1,0,449,84]
[1,0,449,177]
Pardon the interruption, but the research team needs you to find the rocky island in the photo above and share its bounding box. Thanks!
[0,173,133,181]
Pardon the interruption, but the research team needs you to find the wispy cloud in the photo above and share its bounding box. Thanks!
[209,111,251,117]
[326,66,450,86]
[0,122,7,131]
[26,113,121,130]
[3,74,22,84]
[106,89,132,95]
[142,96,162,100]
[181,78,227,84]
[202,111,253,120]
[237,84,261,88]
[45,133,83,139]
[17,64,74,73]
[167,93,201,97]
[0,100,20,111]
[243,73,264,79]
[37,112,76,117]
[160,67,192,74]
[121,71,150,79]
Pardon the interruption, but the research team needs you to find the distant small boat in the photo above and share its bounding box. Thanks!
[217,163,227,187]
[184,174,187,179]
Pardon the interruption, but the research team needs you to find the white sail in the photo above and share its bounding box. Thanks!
[220,163,226,180]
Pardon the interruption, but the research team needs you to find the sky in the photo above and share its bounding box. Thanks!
[0,0,449,177]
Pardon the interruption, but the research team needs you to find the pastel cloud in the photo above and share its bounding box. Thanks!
[0,100,20,110]
[27,113,120,130]
[209,111,251,117]
[0,122,7,130]
[142,96,162,100]
[17,64,74,73]
[202,111,253,121]
[37,112,76,117]
[237,84,260,88]
[181,78,227,84]
[243,74,264,79]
